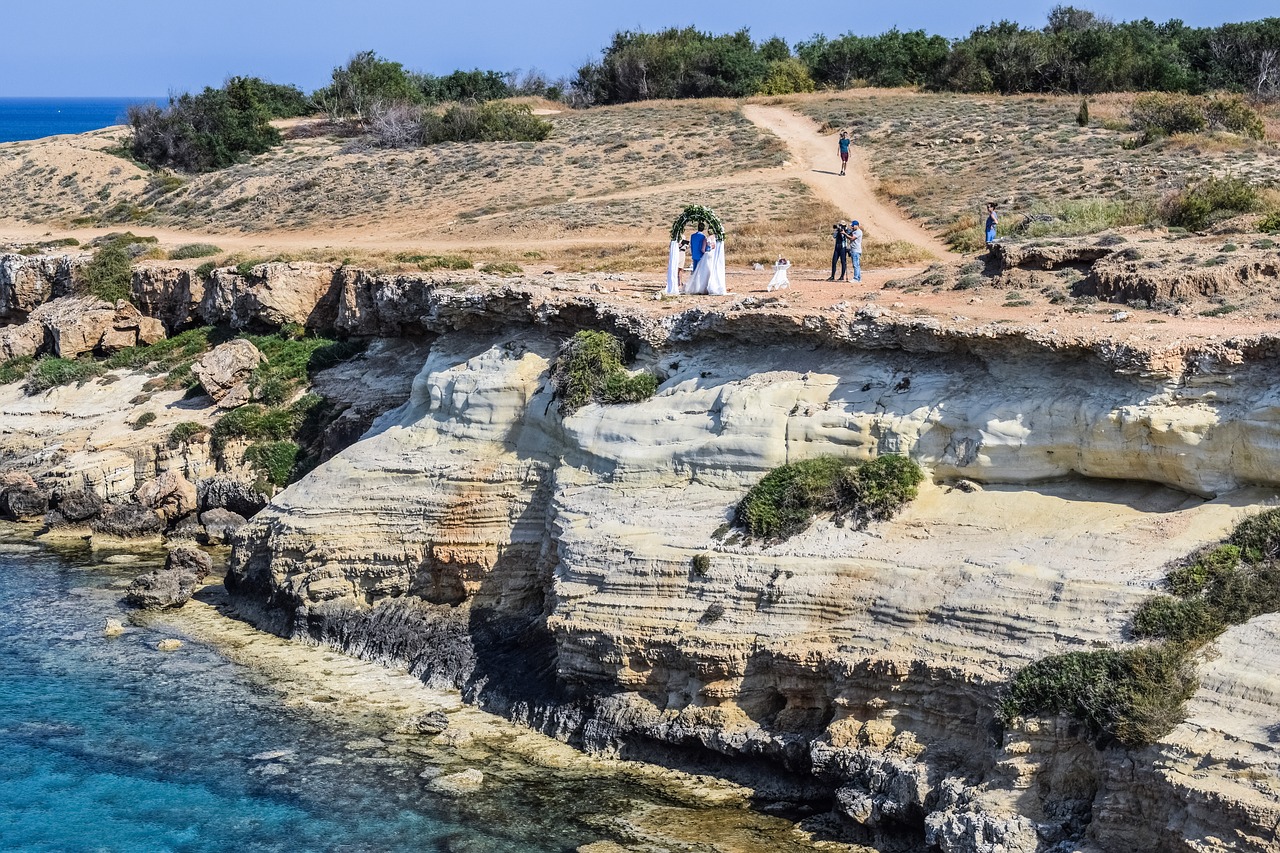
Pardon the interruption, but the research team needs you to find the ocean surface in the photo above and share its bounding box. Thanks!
[0,98,162,144]
[0,529,647,853]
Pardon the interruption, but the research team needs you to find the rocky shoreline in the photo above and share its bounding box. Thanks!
[4,253,1280,852]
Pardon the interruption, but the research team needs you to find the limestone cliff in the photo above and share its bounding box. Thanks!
[5,257,1279,851]
[223,295,1280,851]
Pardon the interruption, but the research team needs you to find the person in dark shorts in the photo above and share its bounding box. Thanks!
[838,131,851,176]
[828,221,849,281]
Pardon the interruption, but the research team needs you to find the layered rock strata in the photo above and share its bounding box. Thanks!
[228,320,1280,852]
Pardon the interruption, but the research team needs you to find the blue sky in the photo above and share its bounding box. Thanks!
[0,0,1274,96]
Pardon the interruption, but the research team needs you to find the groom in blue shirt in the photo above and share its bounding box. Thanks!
[689,223,707,270]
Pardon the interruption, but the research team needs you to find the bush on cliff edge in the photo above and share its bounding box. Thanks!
[734,454,924,540]
[550,330,658,415]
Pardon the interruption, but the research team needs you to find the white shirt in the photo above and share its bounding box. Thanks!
[849,227,863,253]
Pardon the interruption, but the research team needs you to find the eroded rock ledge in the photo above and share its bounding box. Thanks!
[6,257,1280,851]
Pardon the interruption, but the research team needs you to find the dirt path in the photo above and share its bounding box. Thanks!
[741,105,958,261]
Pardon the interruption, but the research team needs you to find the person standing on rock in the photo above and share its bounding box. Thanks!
[837,131,851,176]
[847,220,863,282]
[689,223,708,273]
[985,203,999,246]
[828,221,849,281]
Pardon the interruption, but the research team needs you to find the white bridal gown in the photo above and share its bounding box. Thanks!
[685,240,727,295]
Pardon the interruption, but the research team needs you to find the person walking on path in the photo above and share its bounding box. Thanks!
[985,203,999,246]
[828,221,849,281]
[847,220,863,282]
[837,131,851,176]
[689,223,708,272]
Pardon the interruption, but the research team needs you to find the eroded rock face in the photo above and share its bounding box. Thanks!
[0,253,81,323]
[204,262,341,331]
[0,321,43,361]
[27,294,116,358]
[191,339,264,407]
[227,328,1280,852]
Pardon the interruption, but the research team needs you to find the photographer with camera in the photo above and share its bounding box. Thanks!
[827,221,849,282]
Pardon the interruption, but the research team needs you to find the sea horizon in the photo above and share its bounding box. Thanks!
[0,96,163,144]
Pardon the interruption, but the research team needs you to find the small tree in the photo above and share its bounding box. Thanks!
[1076,97,1090,126]
[315,51,422,122]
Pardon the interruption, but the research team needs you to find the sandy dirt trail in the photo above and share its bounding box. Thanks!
[741,104,958,261]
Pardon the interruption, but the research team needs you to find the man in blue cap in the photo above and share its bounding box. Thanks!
[847,220,863,282]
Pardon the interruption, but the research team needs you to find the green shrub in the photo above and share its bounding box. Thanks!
[244,441,300,486]
[426,101,552,144]
[838,454,926,529]
[1130,93,1207,138]
[0,356,35,385]
[131,411,157,430]
[1166,544,1240,597]
[128,77,282,172]
[1001,645,1197,747]
[210,404,297,451]
[734,455,925,540]
[549,330,659,414]
[167,421,209,448]
[691,553,711,576]
[1131,595,1224,646]
[314,51,424,119]
[168,243,222,260]
[24,357,106,394]
[400,254,472,271]
[1204,94,1266,140]
[194,260,220,279]
[1161,176,1260,231]
[478,261,522,276]
[757,58,816,95]
[1259,212,1280,234]
[101,326,219,373]
[735,456,849,539]
[245,333,365,405]
[1229,508,1280,563]
[1076,98,1089,127]
[78,243,133,304]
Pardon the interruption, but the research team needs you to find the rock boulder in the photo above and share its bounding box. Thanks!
[124,546,211,608]
[191,339,264,407]
[27,295,116,358]
[91,502,165,538]
[135,471,198,523]
[0,484,51,520]
[197,476,267,518]
[199,508,248,545]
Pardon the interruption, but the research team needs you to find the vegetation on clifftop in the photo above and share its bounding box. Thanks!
[735,454,925,540]
[1004,508,1280,747]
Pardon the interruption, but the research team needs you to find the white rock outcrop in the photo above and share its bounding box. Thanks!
[229,328,1280,852]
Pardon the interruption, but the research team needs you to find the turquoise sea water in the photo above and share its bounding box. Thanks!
[0,98,161,144]
[0,533,610,853]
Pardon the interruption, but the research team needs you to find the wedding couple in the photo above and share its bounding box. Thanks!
[668,222,726,295]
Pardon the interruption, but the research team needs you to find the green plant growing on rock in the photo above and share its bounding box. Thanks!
[167,421,209,448]
[0,356,35,385]
[734,454,924,540]
[244,441,300,487]
[691,553,711,576]
[1006,508,1280,747]
[77,242,133,304]
[550,330,659,414]
[131,411,157,430]
[24,357,106,394]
